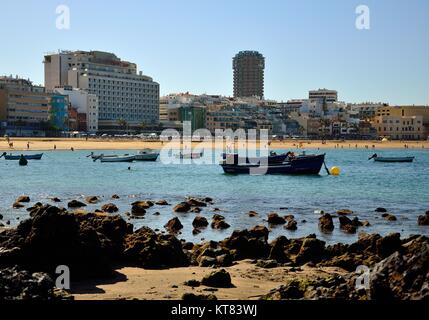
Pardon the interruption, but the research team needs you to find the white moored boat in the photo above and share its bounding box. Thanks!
[134,149,159,161]
[95,155,136,163]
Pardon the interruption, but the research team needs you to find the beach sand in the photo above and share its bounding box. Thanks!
[71,260,345,300]
[1,137,428,152]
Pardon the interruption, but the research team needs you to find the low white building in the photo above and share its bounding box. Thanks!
[54,86,99,132]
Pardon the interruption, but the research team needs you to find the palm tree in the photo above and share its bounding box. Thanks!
[117,118,128,132]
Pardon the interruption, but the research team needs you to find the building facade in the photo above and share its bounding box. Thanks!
[54,86,99,132]
[0,76,55,136]
[44,50,159,131]
[309,89,338,103]
[233,51,265,98]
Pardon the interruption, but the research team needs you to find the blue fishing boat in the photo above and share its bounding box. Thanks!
[1,152,43,160]
[221,151,293,165]
[220,153,326,175]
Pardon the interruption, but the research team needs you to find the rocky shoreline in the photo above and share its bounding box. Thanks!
[0,196,428,301]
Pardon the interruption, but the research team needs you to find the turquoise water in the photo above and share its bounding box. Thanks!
[1,148,428,244]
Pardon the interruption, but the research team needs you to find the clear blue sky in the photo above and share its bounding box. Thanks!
[0,0,428,105]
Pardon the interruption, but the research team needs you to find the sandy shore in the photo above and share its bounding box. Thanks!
[1,137,428,151]
[72,260,345,300]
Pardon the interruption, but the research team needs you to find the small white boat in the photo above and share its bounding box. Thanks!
[134,149,159,161]
[175,151,204,159]
[95,154,135,163]
[369,153,415,163]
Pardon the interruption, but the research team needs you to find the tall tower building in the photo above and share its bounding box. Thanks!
[233,51,265,99]
[44,50,159,131]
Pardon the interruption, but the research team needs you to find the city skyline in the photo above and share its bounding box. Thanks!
[0,0,428,105]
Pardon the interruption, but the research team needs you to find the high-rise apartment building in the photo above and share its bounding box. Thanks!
[44,50,159,131]
[309,89,338,103]
[233,51,265,99]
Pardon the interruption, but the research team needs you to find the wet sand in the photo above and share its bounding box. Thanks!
[1,137,428,151]
[72,260,346,300]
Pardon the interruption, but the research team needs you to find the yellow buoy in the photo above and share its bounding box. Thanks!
[330,166,341,176]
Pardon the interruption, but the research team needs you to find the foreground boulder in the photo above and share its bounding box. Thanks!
[211,214,230,229]
[0,266,72,300]
[0,205,130,279]
[220,226,270,259]
[370,236,429,300]
[123,226,189,269]
[192,216,208,228]
[201,269,233,288]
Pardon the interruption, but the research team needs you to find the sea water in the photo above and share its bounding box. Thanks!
[0,148,428,244]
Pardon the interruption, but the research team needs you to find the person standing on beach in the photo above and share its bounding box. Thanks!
[53,144,56,150]
[27,142,30,150]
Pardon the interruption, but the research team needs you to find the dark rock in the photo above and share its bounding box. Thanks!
[382,213,397,221]
[131,203,146,216]
[295,237,326,265]
[153,212,160,216]
[67,200,86,208]
[51,197,61,203]
[375,207,388,213]
[248,211,258,217]
[191,207,202,213]
[201,269,233,288]
[131,201,153,209]
[111,194,120,199]
[339,216,357,234]
[267,212,286,225]
[284,220,297,231]
[16,196,30,203]
[268,236,290,263]
[0,214,3,220]
[184,279,200,287]
[0,205,130,279]
[376,233,401,258]
[220,227,270,260]
[85,196,99,204]
[164,217,183,233]
[155,199,169,205]
[182,242,194,250]
[0,266,72,300]
[249,225,270,241]
[284,215,295,221]
[101,203,119,213]
[256,259,279,268]
[319,213,334,233]
[187,198,207,207]
[13,202,25,209]
[211,214,230,229]
[192,228,201,235]
[123,226,189,269]
[262,280,305,300]
[417,212,429,226]
[182,293,217,301]
[337,209,353,215]
[173,202,191,213]
[192,216,208,228]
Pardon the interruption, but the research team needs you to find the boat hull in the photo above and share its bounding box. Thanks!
[134,153,159,161]
[221,154,325,175]
[100,156,135,163]
[3,153,43,160]
[374,157,414,163]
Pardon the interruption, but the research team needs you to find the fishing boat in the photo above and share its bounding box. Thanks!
[93,154,136,163]
[1,152,43,160]
[134,149,159,161]
[220,153,326,175]
[221,151,292,165]
[368,153,415,163]
[175,151,204,159]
